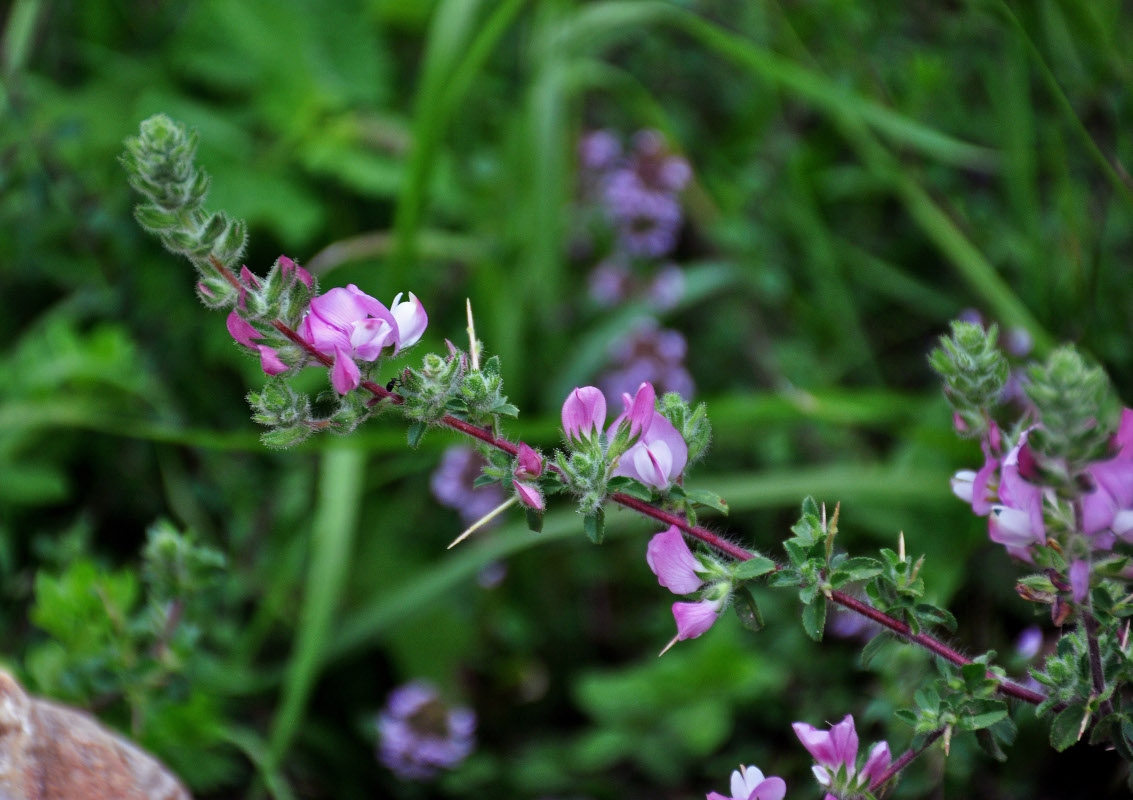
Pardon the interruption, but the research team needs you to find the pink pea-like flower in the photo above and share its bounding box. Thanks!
[298,284,428,394]
[672,597,725,640]
[561,386,607,443]
[608,387,688,490]
[512,479,545,511]
[706,764,787,800]
[792,714,890,793]
[647,526,705,595]
[647,526,726,645]
[514,443,543,480]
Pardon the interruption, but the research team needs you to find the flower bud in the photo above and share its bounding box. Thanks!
[562,386,607,443]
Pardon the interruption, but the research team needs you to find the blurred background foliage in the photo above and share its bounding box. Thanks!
[1,0,1132,797]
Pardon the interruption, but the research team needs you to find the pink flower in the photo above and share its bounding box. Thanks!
[792,715,890,794]
[512,479,545,511]
[299,284,425,394]
[647,526,706,595]
[793,715,858,776]
[624,382,656,439]
[300,284,398,357]
[258,346,288,376]
[859,741,892,786]
[609,404,688,490]
[227,312,291,376]
[648,526,729,647]
[390,292,428,349]
[226,310,260,349]
[673,598,724,640]
[561,386,607,443]
[514,443,543,480]
[706,764,787,800]
[988,430,1046,550]
[1080,408,1133,544]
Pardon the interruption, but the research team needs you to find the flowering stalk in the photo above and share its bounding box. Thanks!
[125,116,1086,795]
[160,253,1053,709]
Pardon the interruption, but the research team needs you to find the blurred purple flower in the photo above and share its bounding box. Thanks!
[579,129,622,172]
[588,258,633,307]
[430,446,506,526]
[603,169,683,258]
[647,263,685,310]
[377,681,475,781]
[1015,625,1043,660]
[600,320,694,401]
[588,259,685,310]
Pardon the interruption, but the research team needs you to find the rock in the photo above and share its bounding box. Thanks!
[0,670,191,800]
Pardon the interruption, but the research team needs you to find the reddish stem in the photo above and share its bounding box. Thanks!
[870,727,945,793]
[231,274,1046,708]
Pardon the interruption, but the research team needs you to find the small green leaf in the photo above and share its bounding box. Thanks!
[684,489,729,515]
[957,708,1008,731]
[525,508,544,534]
[606,476,654,501]
[1049,703,1088,752]
[584,507,606,545]
[801,496,820,519]
[407,421,427,448]
[732,586,764,632]
[838,557,883,582]
[893,709,918,727]
[801,597,826,642]
[860,633,890,668]
[732,556,776,581]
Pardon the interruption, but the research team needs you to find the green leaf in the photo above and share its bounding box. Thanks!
[732,586,764,632]
[524,508,544,534]
[684,488,729,514]
[783,540,807,567]
[916,603,958,632]
[838,557,883,582]
[801,597,826,642]
[1049,703,1088,752]
[407,421,427,448]
[860,633,890,668]
[606,476,654,501]
[732,556,776,581]
[801,496,820,519]
[584,507,606,545]
[893,709,918,727]
[957,708,1008,731]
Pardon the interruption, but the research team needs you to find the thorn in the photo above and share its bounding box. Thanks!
[943,725,952,756]
[658,635,680,657]
[821,502,827,531]
[898,531,906,563]
[829,502,840,535]
[447,496,516,549]
[1122,620,1131,652]
[466,298,480,372]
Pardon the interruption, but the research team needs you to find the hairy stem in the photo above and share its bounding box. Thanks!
[224,259,1047,708]
[870,727,945,793]
[1084,612,1115,717]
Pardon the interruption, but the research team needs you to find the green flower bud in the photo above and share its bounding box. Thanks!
[929,321,1009,437]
